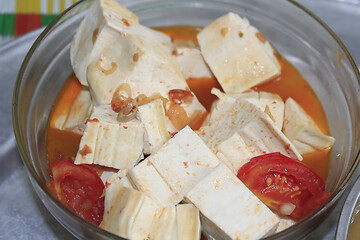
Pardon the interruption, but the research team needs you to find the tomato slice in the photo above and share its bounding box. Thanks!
[237,152,330,219]
[49,159,105,225]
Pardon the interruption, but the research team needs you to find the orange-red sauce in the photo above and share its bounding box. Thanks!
[46,26,331,180]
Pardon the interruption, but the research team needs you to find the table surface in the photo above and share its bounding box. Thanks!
[0,0,359,239]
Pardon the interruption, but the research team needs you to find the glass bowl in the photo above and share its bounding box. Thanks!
[12,0,360,239]
[336,174,360,239]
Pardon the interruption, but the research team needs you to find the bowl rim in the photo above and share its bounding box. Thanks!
[336,174,360,239]
[12,0,360,239]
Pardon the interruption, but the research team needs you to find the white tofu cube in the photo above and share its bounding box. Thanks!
[74,118,145,169]
[175,47,213,79]
[198,95,301,173]
[53,87,92,131]
[149,126,220,199]
[137,99,170,154]
[129,159,182,206]
[197,13,281,94]
[101,184,163,240]
[186,163,280,240]
[177,204,201,240]
[283,98,335,154]
[149,206,177,240]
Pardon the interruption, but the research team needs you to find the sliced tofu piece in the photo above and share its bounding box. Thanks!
[149,205,177,240]
[198,91,301,173]
[186,163,279,240]
[177,204,201,240]
[71,0,184,103]
[137,99,170,154]
[72,0,206,131]
[197,12,280,93]
[175,47,213,79]
[259,92,284,130]
[100,186,143,238]
[212,89,284,130]
[129,159,182,206]
[276,217,296,233]
[71,0,140,86]
[105,169,135,189]
[74,117,145,169]
[100,184,162,240]
[149,126,220,199]
[131,196,163,240]
[283,98,335,154]
[53,87,92,131]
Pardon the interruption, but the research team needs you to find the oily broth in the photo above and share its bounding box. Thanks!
[46,26,331,180]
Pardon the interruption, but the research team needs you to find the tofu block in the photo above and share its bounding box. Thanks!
[213,89,285,130]
[283,98,335,154]
[149,126,220,199]
[137,99,170,154]
[186,163,280,240]
[105,169,135,189]
[259,92,285,130]
[197,13,281,93]
[175,47,213,79]
[53,87,92,130]
[149,206,177,240]
[100,184,163,240]
[74,118,145,169]
[177,204,201,240]
[71,0,184,103]
[71,0,206,131]
[129,159,182,206]
[198,92,301,173]
[276,217,296,233]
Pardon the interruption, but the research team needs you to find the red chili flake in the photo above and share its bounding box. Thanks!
[170,132,178,138]
[79,145,92,157]
[122,18,130,27]
[172,50,177,56]
[169,89,193,104]
[123,126,128,129]
[85,118,100,124]
[105,182,111,188]
[183,162,189,168]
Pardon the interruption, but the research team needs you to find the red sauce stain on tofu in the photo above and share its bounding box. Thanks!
[79,144,92,157]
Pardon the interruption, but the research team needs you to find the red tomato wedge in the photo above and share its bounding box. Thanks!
[49,159,105,225]
[237,152,330,220]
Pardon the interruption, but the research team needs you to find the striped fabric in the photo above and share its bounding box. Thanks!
[0,0,78,45]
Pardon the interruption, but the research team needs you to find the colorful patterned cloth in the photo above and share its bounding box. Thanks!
[0,0,78,45]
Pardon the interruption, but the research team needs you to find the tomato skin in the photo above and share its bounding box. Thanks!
[49,159,105,225]
[237,152,329,220]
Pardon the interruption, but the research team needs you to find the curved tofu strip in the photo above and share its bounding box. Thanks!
[129,159,182,206]
[137,99,170,154]
[177,204,201,240]
[198,90,301,173]
[100,184,163,240]
[175,47,213,79]
[53,87,92,132]
[149,206,177,240]
[74,115,145,169]
[186,163,280,240]
[283,98,335,154]
[197,12,281,93]
[148,126,220,199]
